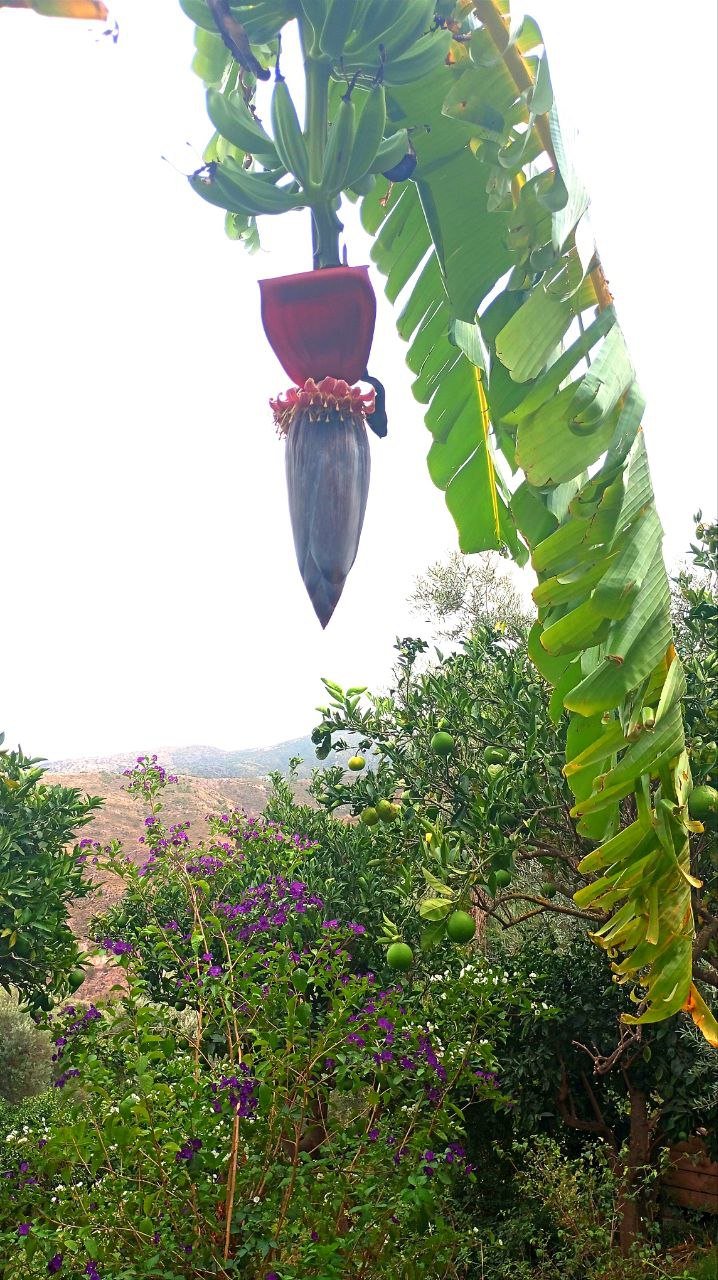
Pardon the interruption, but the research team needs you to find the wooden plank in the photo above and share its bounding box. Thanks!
[664,1184,718,1213]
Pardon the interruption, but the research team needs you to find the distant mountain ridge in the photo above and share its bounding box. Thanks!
[46,735,353,780]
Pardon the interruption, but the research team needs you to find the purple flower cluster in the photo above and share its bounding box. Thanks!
[211,812,317,853]
[210,1066,258,1119]
[123,754,178,794]
[215,877,324,942]
[175,1137,202,1164]
[51,1004,101,1085]
[85,1263,102,1280]
[101,938,134,957]
[185,854,224,876]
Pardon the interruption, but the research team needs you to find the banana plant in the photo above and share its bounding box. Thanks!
[178,0,717,1042]
[180,0,449,625]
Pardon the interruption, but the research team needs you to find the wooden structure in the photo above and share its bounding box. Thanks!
[663,1139,718,1214]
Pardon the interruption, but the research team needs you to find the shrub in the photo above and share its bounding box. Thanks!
[0,745,102,1009]
[0,758,517,1279]
[0,991,53,1104]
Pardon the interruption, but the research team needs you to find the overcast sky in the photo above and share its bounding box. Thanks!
[1,1,716,761]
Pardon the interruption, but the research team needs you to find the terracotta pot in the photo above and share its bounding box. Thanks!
[260,266,376,386]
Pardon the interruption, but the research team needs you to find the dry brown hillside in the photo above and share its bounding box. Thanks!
[46,770,311,1002]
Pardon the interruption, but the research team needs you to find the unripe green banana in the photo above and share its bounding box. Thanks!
[206,88,279,163]
[369,128,409,175]
[381,30,452,86]
[376,0,437,60]
[344,81,387,187]
[319,0,356,60]
[349,171,376,197]
[271,76,310,187]
[320,91,356,195]
[216,158,305,215]
[343,0,433,62]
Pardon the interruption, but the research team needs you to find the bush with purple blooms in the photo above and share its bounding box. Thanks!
[0,781,525,1280]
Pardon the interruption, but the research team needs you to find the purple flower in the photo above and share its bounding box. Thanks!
[207,966,222,978]
[348,922,366,934]
[48,1257,63,1275]
[322,919,340,930]
[367,1128,379,1142]
[17,1223,30,1236]
[85,1263,102,1280]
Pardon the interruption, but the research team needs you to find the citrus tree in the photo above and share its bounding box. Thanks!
[0,742,102,1009]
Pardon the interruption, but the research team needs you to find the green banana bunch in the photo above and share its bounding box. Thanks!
[318,0,358,60]
[320,90,356,196]
[345,0,437,62]
[270,77,311,188]
[206,88,279,163]
[193,158,304,216]
[343,81,386,187]
[380,29,452,86]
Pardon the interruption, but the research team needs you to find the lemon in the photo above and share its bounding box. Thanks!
[446,910,476,944]
[386,942,413,971]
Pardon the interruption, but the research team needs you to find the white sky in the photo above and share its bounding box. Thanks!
[1,0,716,760]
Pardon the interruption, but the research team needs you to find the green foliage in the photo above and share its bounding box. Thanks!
[0,746,101,1009]
[2,763,523,1278]
[473,931,717,1156]
[308,629,589,941]
[359,4,706,1032]
[409,550,530,643]
[0,991,53,1104]
[0,1087,74,1142]
[468,1137,701,1280]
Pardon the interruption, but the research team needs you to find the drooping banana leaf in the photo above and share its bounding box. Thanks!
[366,2,708,1037]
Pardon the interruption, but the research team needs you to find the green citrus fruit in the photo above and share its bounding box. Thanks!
[688,784,718,820]
[540,882,557,899]
[431,731,455,757]
[494,869,512,888]
[67,967,86,992]
[386,942,413,972]
[348,756,366,771]
[486,763,504,781]
[484,746,509,765]
[377,799,396,822]
[446,910,476,944]
[360,807,379,826]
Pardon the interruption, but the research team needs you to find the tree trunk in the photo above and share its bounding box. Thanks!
[616,1080,652,1256]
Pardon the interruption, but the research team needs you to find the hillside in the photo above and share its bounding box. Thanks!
[46,735,353,779]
